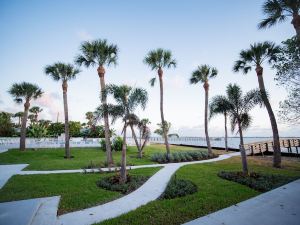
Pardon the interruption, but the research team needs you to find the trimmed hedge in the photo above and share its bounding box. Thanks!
[151,151,212,163]
[161,176,198,199]
[218,171,295,192]
[97,175,149,194]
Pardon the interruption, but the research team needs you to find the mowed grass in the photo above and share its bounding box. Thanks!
[0,167,161,215]
[97,156,300,225]
[0,144,203,170]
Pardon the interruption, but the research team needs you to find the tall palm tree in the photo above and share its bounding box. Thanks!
[258,0,300,39]
[14,112,24,127]
[8,82,43,151]
[209,96,231,151]
[225,84,263,173]
[144,48,176,160]
[75,39,118,167]
[29,106,43,123]
[190,65,218,156]
[233,41,282,168]
[45,62,80,159]
[95,84,148,183]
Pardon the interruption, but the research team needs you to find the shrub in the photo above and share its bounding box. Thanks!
[151,150,213,163]
[112,136,124,151]
[218,171,295,192]
[161,176,198,199]
[97,174,149,194]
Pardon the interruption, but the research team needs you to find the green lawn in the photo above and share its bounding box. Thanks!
[97,156,300,225]
[0,167,161,215]
[0,144,203,170]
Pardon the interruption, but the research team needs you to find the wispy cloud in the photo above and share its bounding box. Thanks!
[77,29,93,41]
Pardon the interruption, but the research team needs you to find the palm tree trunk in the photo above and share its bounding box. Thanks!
[62,81,71,159]
[238,120,248,174]
[224,112,228,151]
[120,123,127,184]
[98,66,114,167]
[256,66,281,168]
[130,124,142,158]
[20,100,30,151]
[158,68,171,160]
[204,82,212,156]
[292,13,300,39]
[18,117,21,126]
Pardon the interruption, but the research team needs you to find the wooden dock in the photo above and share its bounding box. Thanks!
[243,139,300,156]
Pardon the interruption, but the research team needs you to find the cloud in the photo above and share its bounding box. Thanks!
[33,92,63,122]
[77,30,93,41]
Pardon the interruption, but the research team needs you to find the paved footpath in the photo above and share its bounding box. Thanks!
[183,179,300,225]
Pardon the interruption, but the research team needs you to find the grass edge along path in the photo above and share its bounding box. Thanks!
[97,156,300,225]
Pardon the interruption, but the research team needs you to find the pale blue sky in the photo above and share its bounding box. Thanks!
[0,0,298,137]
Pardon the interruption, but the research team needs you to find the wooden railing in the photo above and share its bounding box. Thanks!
[243,139,300,155]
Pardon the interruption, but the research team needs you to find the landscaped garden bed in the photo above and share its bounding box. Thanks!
[218,171,296,192]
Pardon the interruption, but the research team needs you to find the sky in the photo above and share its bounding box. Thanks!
[0,0,299,137]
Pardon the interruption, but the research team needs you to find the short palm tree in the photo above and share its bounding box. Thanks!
[144,48,176,160]
[209,95,231,151]
[14,112,24,127]
[85,111,94,129]
[190,65,218,156]
[8,82,43,151]
[225,84,263,173]
[258,0,300,39]
[29,106,43,123]
[96,84,148,183]
[45,62,80,159]
[75,39,118,167]
[28,114,35,125]
[233,41,281,168]
[138,118,151,157]
[154,121,179,138]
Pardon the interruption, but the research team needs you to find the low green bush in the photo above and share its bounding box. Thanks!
[97,174,149,194]
[218,171,295,192]
[100,136,125,152]
[161,176,198,199]
[151,151,212,163]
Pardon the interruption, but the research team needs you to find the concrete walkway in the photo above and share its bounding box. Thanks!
[0,164,28,188]
[184,179,300,225]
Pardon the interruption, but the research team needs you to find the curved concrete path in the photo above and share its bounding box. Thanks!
[56,153,239,225]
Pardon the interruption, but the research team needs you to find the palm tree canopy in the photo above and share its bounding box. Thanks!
[29,106,43,114]
[8,82,43,103]
[95,84,148,124]
[258,0,300,29]
[45,62,80,82]
[14,112,24,117]
[233,41,280,74]
[209,95,231,119]
[225,84,264,133]
[75,39,118,68]
[144,48,177,70]
[190,64,218,84]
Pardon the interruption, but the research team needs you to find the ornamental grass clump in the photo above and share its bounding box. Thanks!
[151,150,212,163]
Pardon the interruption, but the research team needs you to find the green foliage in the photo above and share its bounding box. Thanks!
[151,151,211,163]
[161,176,198,199]
[218,171,296,192]
[112,136,124,151]
[97,175,149,194]
[274,37,300,123]
[27,124,47,138]
[190,64,218,84]
[83,125,105,138]
[47,122,64,137]
[144,48,177,71]
[69,121,81,137]
[45,62,80,82]
[8,82,43,104]
[0,112,15,137]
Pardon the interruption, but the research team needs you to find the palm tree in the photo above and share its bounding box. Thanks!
[28,114,35,125]
[225,84,263,173]
[45,62,80,159]
[14,112,24,127]
[96,84,148,183]
[258,0,300,39]
[137,118,151,157]
[29,106,43,123]
[154,121,179,138]
[190,65,218,156]
[209,96,231,151]
[8,82,43,151]
[85,111,94,129]
[233,41,281,168]
[75,39,118,167]
[144,48,176,160]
